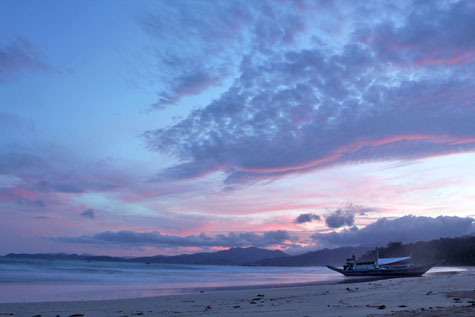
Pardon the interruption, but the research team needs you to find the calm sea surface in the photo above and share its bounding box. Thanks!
[0,258,464,303]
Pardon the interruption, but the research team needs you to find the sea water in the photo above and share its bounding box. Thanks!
[0,258,464,303]
[0,258,343,303]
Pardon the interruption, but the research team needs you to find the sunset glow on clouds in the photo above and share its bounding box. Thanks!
[1,0,474,256]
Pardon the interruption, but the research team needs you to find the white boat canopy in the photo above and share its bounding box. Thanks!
[377,256,411,266]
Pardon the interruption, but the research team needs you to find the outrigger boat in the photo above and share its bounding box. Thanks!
[327,254,440,277]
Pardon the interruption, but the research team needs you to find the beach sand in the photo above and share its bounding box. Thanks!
[1,268,474,317]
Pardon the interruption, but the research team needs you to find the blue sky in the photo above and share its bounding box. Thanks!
[1,0,474,256]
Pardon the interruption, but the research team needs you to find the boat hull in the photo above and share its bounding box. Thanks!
[326,262,439,277]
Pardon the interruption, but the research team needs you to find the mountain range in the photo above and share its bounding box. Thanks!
[4,235,474,266]
[2,245,370,266]
[3,247,287,266]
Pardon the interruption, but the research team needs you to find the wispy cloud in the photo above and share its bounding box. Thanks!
[0,37,52,83]
[142,0,308,109]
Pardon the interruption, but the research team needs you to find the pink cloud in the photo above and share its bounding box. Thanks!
[416,53,475,67]
[240,135,438,175]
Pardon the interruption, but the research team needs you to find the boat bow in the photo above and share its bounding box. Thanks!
[326,265,345,274]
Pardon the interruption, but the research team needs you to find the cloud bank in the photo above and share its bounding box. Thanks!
[54,229,295,249]
[313,215,475,248]
[53,215,474,251]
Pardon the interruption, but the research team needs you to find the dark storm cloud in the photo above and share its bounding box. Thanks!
[312,215,475,248]
[325,209,355,229]
[144,0,475,185]
[0,38,51,83]
[295,213,321,224]
[80,208,95,219]
[54,229,294,248]
[323,204,374,228]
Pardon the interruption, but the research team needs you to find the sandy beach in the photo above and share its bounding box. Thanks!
[1,268,474,317]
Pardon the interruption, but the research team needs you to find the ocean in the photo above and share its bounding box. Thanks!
[0,258,463,303]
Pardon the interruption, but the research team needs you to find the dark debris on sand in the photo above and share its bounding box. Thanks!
[370,305,475,316]
[369,290,475,317]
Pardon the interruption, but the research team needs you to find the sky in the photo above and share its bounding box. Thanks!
[1,0,474,256]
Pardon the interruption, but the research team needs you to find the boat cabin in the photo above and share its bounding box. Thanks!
[343,256,413,271]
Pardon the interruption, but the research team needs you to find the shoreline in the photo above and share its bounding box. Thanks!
[184,275,399,296]
[0,275,394,305]
[1,268,474,316]
[0,265,464,305]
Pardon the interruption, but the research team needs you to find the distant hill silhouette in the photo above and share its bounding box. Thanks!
[3,246,370,266]
[4,247,288,266]
[2,253,129,262]
[247,246,372,266]
[359,235,475,265]
[130,247,288,265]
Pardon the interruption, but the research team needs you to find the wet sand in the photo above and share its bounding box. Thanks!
[1,268,473,316]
